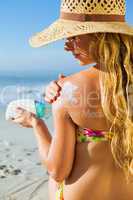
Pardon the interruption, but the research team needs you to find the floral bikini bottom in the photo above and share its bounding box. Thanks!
[55,127,114,200]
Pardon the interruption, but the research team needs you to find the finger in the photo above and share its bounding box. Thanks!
[20,123,31,128]
[43,86,58,98]
[56,92,61,97]
[48,90,61,98]
[45,92,58,101]
[43,89,59,102]
[58,74,66,79]
[16,107,25,112]
[48,90,59,98]
[15,110,24,116]
[49,80,57,87]
[44,81,61,96]
[12,117,24,124]
[16,107,26,115]
[45,94,58,103]
[45,95,57,103]
[45,87,59,97]
[50,81,61,92]
[44,96,53,103]
[11,117,15,120]
[19,123,24,127]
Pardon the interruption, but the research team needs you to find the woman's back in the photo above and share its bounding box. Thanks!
[58,67,111,131]
[54,67,133,200]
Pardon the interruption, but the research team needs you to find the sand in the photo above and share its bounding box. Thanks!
[0,107,54,200]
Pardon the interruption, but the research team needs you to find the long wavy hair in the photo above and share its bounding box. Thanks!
[91,32,133,182]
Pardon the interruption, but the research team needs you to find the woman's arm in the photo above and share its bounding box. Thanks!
[32,103,76,182]
[12,95,76,182]
[32,118,52,164]
[12,110,52,163]
[46,103,76,182]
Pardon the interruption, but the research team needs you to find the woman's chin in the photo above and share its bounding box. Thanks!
[75,56,91,66]
[78,60,88,66]
[78,58,96,66]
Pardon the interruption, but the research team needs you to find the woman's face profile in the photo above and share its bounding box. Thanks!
[64,34,97,66]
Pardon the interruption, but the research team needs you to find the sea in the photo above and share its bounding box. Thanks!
[0,64,93,107]
[0,70,56,140]
[0,70,57,108]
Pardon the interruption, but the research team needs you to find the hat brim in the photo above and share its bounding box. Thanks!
[29,19,133,48]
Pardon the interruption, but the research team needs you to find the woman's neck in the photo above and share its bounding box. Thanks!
[92,63,107,73]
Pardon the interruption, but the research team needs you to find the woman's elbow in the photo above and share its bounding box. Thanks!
[41,160,66,182]
[48,164,72,182]
[48,170,65,182]
[47,164,69,182]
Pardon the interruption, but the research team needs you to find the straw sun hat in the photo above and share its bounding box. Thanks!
[29,0,133,48]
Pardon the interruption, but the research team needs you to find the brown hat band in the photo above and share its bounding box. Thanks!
[60,12,125,22]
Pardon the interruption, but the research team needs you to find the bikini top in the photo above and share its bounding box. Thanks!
[76,127,114,143]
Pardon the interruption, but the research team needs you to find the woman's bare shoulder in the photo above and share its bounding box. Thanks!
[57,68,99,90]
[53,68,100,114]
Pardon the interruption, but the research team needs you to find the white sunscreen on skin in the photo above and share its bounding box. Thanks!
[53,81,78,110]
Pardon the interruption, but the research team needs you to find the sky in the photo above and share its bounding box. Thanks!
[0,0,132,77]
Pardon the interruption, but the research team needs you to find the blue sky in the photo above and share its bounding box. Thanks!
[0,0,132,76]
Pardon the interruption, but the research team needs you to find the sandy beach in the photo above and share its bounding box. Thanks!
[0,107,54,200]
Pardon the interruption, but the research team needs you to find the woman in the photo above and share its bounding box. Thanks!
[12,0,133,199]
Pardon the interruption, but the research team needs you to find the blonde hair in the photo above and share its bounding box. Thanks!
[92,32,133,182]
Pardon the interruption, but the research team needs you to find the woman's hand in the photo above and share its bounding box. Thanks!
[11,107,41,128]
[44,74,65,103]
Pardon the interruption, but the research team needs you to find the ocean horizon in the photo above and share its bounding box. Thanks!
[0,69,54,147]
[0,69,57,107]
[0,64,92,107]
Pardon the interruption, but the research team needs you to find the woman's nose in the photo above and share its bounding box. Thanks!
[64,41,74,51]
[64,38,74,51]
